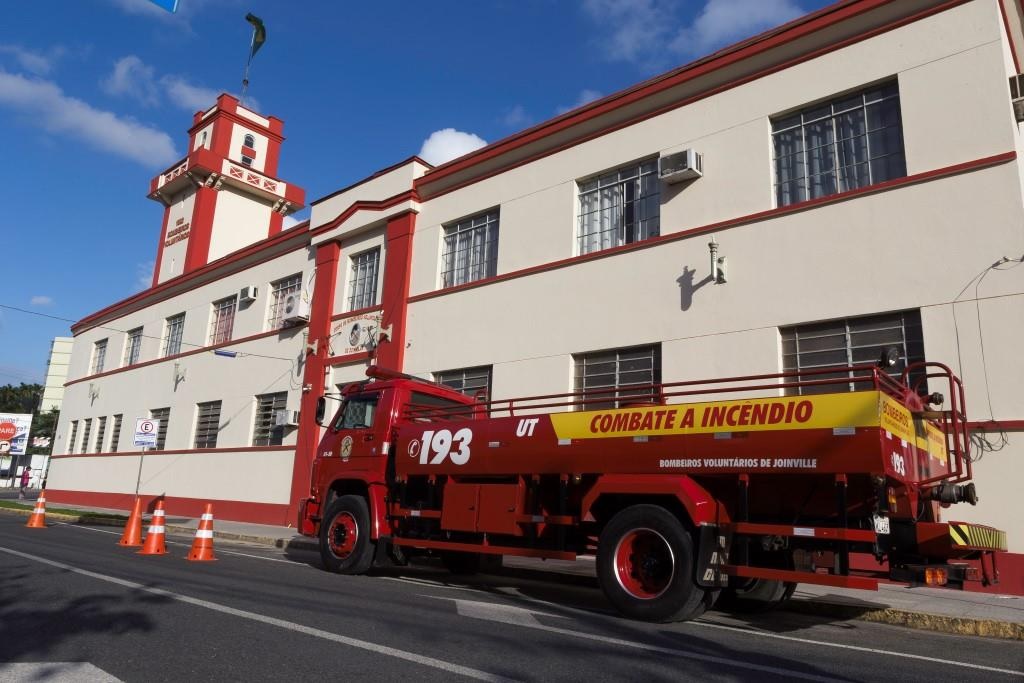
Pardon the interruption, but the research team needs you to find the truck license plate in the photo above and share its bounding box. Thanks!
[872,514,891,535]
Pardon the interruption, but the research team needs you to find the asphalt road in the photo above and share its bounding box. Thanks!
[0,515,1021,682]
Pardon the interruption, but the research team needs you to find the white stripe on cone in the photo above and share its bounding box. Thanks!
[200,514,213,521]
[195,530,213,539]
[147,525,166,533]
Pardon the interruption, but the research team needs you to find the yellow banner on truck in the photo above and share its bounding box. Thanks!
[550,391,916,443]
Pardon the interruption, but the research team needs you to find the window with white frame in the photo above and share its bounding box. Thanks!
[441,210,499,287]
[253,392,287,446]
[574,345,661,410]
[110,414,122,453]
[91,340,108,374]
[209,295,238,345]
[124,328,143,366]
[772,81,906,207]
[780,310,925,395]
[80,418,93,454]
[94,416,107,453]
[67,420,79,454]
[435,366,492,402]
[577,159,660,254]
[243,134,255,148]
[163,313,185,357]
[194,401,222,449]
[150,407,170,450]
[347,248,380,311]
[267,274,303,329]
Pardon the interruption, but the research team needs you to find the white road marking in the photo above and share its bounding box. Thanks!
[691,620,1023,678]
[431,595,838,682]
[379,576,486,594]
[0,662,122,682]
[0,546,510,683]
[446,597,570,627]
[52,522,305,565]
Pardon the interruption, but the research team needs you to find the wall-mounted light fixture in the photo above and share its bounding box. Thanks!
[708,236,728,284]
[173,362,187,384]
[88,383,100,400]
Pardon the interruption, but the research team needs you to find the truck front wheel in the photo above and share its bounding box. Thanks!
[597,504,710,622]
[320,495,376,574]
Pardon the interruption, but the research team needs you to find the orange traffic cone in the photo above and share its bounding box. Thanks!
[118,497,144,547]
[137,499,167,555]
[25,490,47,528]
[187,504,217,562]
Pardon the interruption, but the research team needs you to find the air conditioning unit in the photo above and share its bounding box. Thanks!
[239,285,258,303]
[1010,74,1024,123]
[282,293,310,325]
[659,149,703,183]
[274,409,300,427]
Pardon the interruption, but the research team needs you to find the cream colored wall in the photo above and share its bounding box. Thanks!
[332,225,387,315]
[310,159,429,237]
[192,123,214,152]
[229,122,269,174]
[208,186,273,262]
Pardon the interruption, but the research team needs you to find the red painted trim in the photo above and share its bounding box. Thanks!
[268,211,283,237]
[291,242,342,523]
[415,0,970,198]
[325,351,370,366]
[967,419,1024,431]
[65,328,296,387]
[72,223,309,334]
[241,145,257,158]
[183,185,218,272]
[999,0,1021,72]
[151,204,171,288]
[330,304,383,322]
[51,446,293,459]
[45,489,290,526]
[375,212,416,371]
[409,151,1017,304]
[265,135,281,178]
[310,190,419,237]
[311,156,432,207]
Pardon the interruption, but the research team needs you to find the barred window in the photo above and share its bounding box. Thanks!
[578,159,660,254]
[163,313,185,357]
[772,81,905,207]
[94,416,107,453]
[91,340,108,374]
[441,210,499,288]
[67,420,79,454]
[435,366,493,402]
[253,392,288,446]
[124,328,143,366]
[194,401,222,449]
[347,248,380,311]
[150,407,170,450]
[574,345,661,410]
[209,296,238,345]
[781,310,925,395]
[268,274,303,329]
[110,414,122,453]
[80,418,93,454]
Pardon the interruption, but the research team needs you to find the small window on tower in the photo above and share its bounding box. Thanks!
[243,134,255,148]
[241,155,254,167]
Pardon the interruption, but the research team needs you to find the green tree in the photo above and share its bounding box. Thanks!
[0,383,57,470]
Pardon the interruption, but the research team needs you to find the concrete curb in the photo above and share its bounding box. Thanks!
[2,506,1019,640]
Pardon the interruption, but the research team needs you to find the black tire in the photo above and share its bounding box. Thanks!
[440,551,483,575]
[319,495,376,574]
[597,504,709,622]
[718,579,797,613]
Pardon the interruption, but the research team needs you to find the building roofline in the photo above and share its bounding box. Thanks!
[311,155,433,207]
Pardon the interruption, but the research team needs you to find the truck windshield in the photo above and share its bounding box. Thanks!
[334,395,378,430]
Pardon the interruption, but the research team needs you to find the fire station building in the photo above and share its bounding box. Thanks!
[47,0,1024,585]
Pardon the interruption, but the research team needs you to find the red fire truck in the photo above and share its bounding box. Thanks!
[299,354,1007,622]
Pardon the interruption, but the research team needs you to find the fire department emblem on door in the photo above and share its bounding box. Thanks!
[340,435,353,461]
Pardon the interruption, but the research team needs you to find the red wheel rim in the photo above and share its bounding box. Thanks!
[328,512,358,559]
[613,528,675,600]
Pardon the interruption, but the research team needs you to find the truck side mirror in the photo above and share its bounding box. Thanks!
[315,397,327,426]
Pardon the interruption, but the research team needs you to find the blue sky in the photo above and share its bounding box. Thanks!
[0,0,832,386]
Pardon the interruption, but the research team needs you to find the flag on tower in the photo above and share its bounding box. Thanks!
[246,13,266,61]
[148,0,179,12]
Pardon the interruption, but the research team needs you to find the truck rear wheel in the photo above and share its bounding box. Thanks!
[320,495,376,574]
[597,504,710,622]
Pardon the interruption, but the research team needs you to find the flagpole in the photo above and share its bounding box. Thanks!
[241,28,255,103]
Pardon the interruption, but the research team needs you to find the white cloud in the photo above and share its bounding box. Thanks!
[161,75,221,111]
[0,45,65,76]
[0,69,178,167]
[29,295,53,306]
[501,105,530,128]
[134,261,155,292]
[556,89,603,115]
[419,128,487,166]
[102,55,160,106]
[582,0,804,67]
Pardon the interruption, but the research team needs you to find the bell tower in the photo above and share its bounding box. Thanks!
[147,94,306,286]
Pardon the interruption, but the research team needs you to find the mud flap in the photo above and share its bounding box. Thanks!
[696,524,731,588]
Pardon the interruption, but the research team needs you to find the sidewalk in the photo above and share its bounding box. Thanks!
[3,499,1022,640]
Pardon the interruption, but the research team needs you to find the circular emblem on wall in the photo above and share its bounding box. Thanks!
[407,439,421,459]
[340,435,354,462]
[349,323,362,348]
